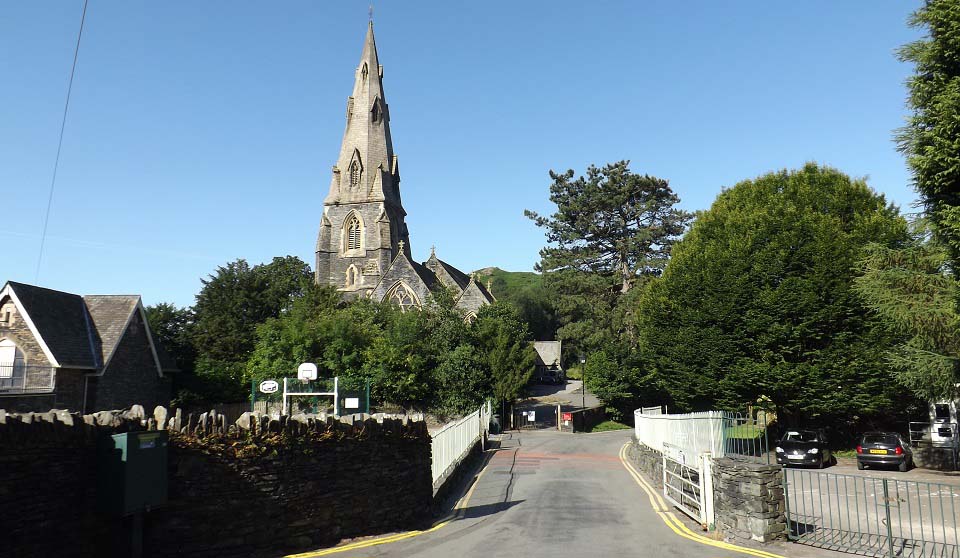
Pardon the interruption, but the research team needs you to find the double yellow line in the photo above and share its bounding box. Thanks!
[618,443,785,558]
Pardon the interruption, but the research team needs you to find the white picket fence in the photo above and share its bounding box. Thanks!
[633,409,727,459]
[431,401,492,485]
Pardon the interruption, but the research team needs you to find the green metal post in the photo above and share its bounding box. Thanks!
[882,479,895,558]
[365,381,370,413]
[250,379,255,413]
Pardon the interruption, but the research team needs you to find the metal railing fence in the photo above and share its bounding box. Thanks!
[431,401,492,485]
[0,362,55,393]
[633,409,770,463]
[785,468,960,558]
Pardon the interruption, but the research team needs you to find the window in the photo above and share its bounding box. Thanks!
[0,339,19,379]
[345,215,362,251]
[0,301,14,325]
[371,101,381,124]
[386,282,420,311]
[935,404,952,421]
[349,160,361,189]
[345,266,358,288]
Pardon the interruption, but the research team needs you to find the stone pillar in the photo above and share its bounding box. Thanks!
[711,457,786,542]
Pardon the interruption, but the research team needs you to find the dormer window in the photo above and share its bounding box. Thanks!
[371,101,382,124]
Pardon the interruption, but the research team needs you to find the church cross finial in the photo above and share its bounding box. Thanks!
[430,245,435,257]
[369,4,374,22]
[398,240,405,253]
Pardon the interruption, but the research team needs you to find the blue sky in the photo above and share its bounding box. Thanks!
[2,1,923,307]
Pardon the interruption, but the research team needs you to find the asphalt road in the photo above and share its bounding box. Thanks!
[364,429,751,558]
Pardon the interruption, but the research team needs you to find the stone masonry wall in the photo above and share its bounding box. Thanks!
[0,405,433,558]
[91,311,171,412]
[712,457,786,542]
[627,439,664,490]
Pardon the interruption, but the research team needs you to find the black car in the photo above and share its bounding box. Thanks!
[775,429,833,468]
[856,432,913,471]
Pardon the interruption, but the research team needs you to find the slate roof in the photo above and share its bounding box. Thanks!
[533,341,562,368]
[84,295,140,367]
[7,281,98,368]
[4,282,172,374]
[409,259,438,290]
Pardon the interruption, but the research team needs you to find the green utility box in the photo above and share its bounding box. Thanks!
[97,430,168,516]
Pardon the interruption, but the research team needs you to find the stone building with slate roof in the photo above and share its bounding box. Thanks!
[0,281,175,413]
[314,22,495,316]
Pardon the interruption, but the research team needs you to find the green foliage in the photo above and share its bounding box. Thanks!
[854,221,960,400]
[433,344,489,415]
[144,302,196,372]
[525,160,692,293]
[638,164,912,422]
[473,303,537,404]
[473,268,559,341]
[189,256,315,401]
[585,420,631,432]
[898,1,960,267]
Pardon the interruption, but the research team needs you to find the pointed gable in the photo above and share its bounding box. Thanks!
[424,249,471,293]
[5,282,97,368]
[454,276,496,316]
[83,295,140,369]
[369,252,436,307]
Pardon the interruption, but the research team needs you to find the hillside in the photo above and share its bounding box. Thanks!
[472,267,558,341]
[472,267,542,300]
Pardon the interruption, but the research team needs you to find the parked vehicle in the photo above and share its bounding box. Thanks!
[856,432,913,471]
[775,429,833,468]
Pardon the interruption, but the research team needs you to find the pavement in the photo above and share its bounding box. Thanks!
[288,429,870,558]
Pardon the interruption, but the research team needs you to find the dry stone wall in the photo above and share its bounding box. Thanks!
[0,405,433,558]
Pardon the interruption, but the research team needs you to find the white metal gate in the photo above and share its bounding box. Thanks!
[662,443,715,528]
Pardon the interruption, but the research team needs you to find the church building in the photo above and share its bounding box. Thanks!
[315,22,494,318]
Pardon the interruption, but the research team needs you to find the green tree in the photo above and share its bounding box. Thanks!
[898,1,960,268]
[192,256,314,402]
[854,222,960,400]
[473,303,537,405]
[144,302,195,372]
[525,161,692,293]
[433,344,490,415]
[638,164,911,421]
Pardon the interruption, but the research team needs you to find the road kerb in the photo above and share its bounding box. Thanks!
[618,443,786,558]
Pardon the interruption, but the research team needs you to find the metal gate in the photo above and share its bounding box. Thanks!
[662,444,715,528]
[784,468,960,558]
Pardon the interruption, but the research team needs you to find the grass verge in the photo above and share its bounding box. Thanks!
[587,420,631,432]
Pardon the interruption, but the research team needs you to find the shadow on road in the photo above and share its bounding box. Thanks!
[461,500,525,520]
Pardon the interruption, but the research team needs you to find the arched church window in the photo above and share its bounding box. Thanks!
[349,160,361,189]
[386,282,420,311]
[345,215,362,251]
[371,101,381,124]
[345,265,358,288]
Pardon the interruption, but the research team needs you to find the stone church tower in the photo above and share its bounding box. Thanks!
[315,22,410,294]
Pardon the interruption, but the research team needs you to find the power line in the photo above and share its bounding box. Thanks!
[35,0,89,283]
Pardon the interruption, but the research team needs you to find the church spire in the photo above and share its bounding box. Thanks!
[315,21,410,294]
[325,21,400,208]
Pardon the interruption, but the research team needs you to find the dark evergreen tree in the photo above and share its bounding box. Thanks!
[638,164,911,422]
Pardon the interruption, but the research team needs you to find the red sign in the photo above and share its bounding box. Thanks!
[562,412,573,421]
